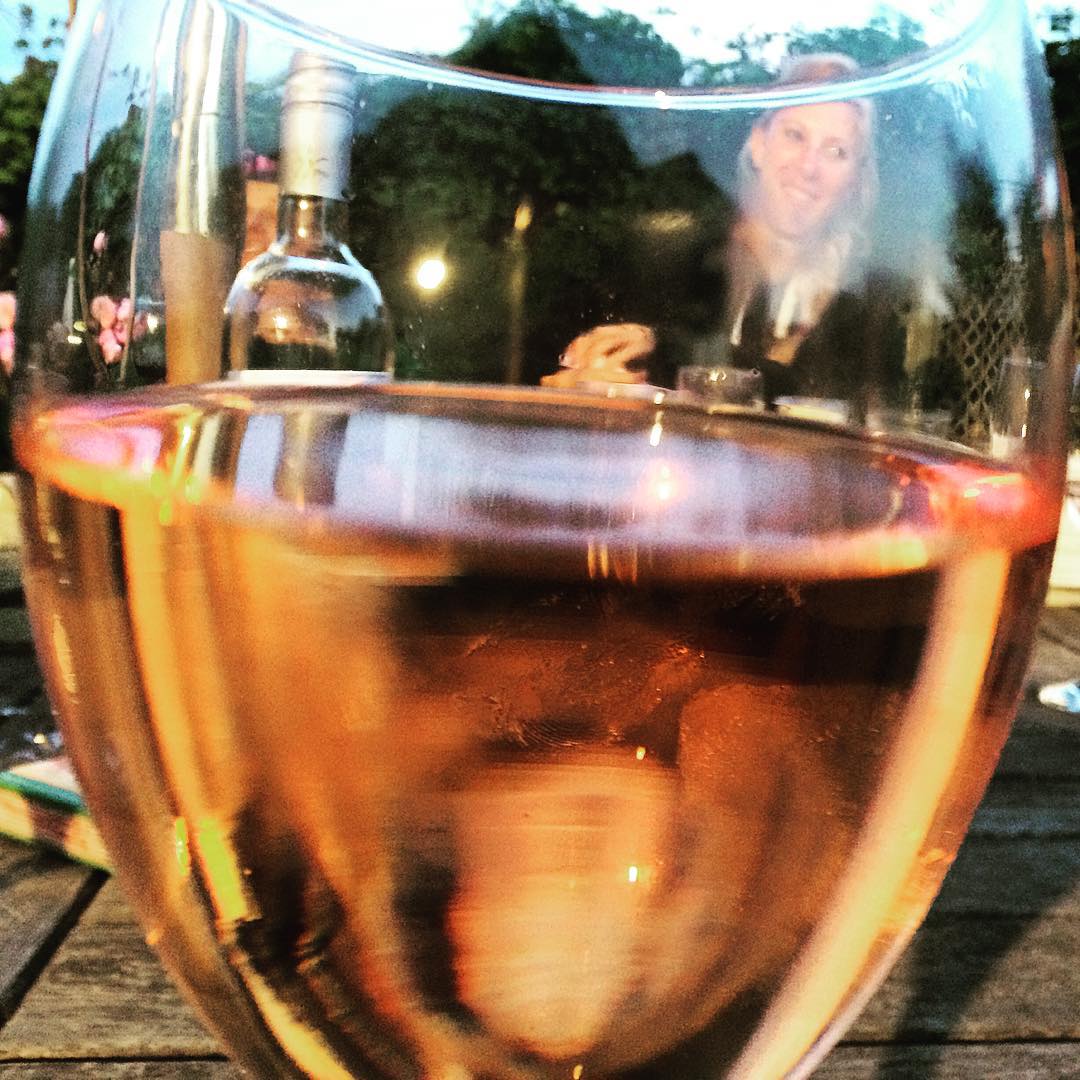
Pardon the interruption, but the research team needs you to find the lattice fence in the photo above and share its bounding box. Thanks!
[938,260,1027,442]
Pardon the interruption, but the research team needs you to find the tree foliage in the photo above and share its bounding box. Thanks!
[4,0,1079,393]
[0,54,56,286]
[0,3,64,288]
[345,0,959,383]
[0,55,53,187]
[1045,12,1080,222]
[455,0,683,87]
[349,0,699,382]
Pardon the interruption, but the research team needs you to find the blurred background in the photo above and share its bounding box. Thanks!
[0,0,1075,289]
[0,0,1077,433]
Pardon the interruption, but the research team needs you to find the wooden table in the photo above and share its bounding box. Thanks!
[0,610,1078,1078]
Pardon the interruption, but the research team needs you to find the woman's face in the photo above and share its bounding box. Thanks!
[748,101,862,242]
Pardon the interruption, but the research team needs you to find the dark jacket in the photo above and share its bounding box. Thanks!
[724,273,909,415]
[632,212,910,413]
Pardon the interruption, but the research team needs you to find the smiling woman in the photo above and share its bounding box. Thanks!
[746,102,863,240]
[739,55,876,251]
[720,53,892,403]
[546,52,905,413]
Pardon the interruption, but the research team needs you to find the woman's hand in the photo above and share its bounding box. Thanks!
[542,323,656,387]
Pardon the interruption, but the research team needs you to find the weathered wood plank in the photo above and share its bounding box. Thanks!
[1026,628,1080,692]
[0,1063,242,1078]
[850,915,1080,1042]
[973,741,1080,835]
[932,754,1080,914]
[0,609,32,650]
[970,801,1080,836]
[0,838,100,1022]
[973,772,1080,824]
[0,603,1072,1072]
[931,837,1080,915]
[0,878,220,1060]
[819,1040,1080,1079]
[6,880,1077,1064]
[2,860,1076,1070]
[1019,605,1080,733]
[12,1045,1075,1080]
[993,711,1080,778]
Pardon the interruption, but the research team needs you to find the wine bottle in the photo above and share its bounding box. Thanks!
[222,51,393,376]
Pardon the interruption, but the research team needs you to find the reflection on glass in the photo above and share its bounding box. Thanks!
[17,0,1069,447]
[222,51,394,376]
[990,350,1047,458]
[550,53,899,414]
[7,2,1075,1078]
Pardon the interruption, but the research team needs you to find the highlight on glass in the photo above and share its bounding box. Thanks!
[7,1,1074,1077]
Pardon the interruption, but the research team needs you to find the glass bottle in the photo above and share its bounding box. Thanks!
[222,51,393,376]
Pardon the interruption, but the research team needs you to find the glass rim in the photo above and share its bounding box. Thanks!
[215,0,1014,109]
[16,378,997,500]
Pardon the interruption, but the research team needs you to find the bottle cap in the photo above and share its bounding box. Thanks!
[280,52,357,200]
[283,51,357,113]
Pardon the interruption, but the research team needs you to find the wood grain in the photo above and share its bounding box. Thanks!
[0,878,220,1061]
[849,913,1080,1041]
[1025,606,1080,693]
[0,1064,242,1079]
[820,1041,1080,1079]
[846,705,1080,1049]
[0,838,100,1023]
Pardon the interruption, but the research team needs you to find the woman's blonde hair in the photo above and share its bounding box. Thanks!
[736,53,878,258]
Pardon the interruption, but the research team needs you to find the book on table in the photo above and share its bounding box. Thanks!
[0,479,109,870]
[0,755,110,870]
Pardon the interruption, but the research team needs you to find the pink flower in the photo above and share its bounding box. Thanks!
[98,328,122,364]
[93,231,108,255]
[0,215,9,243]
[114,297,132,344]
[0,328,14,375]
[90,294,117,330]
[255,154,276,177]
[0,294,17,374]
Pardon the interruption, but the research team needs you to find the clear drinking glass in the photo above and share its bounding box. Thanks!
[6,1,1075,1077]
[990,351,1048,458]
[676,365,765,410]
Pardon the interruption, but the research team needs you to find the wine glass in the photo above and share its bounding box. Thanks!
[7,0,1074,1076]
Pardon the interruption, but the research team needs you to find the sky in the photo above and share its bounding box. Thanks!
[230,0,987,60]
[0,0,69,81]
[0,0,1063,86]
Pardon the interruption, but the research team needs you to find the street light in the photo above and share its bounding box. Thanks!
[414,257,447,292]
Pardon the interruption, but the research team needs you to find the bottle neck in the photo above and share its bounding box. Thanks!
[278,97,352,200]
[275,194,350,255]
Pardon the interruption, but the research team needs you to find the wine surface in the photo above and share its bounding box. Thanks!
[16,384,1058,1079]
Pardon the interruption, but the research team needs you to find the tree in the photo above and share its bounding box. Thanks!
[0,55,57,287]
[348,0,683,383]
[458,0,684,88]
[0,3,65,289]
[1044,10,1080,229]
[344,1,953,384]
